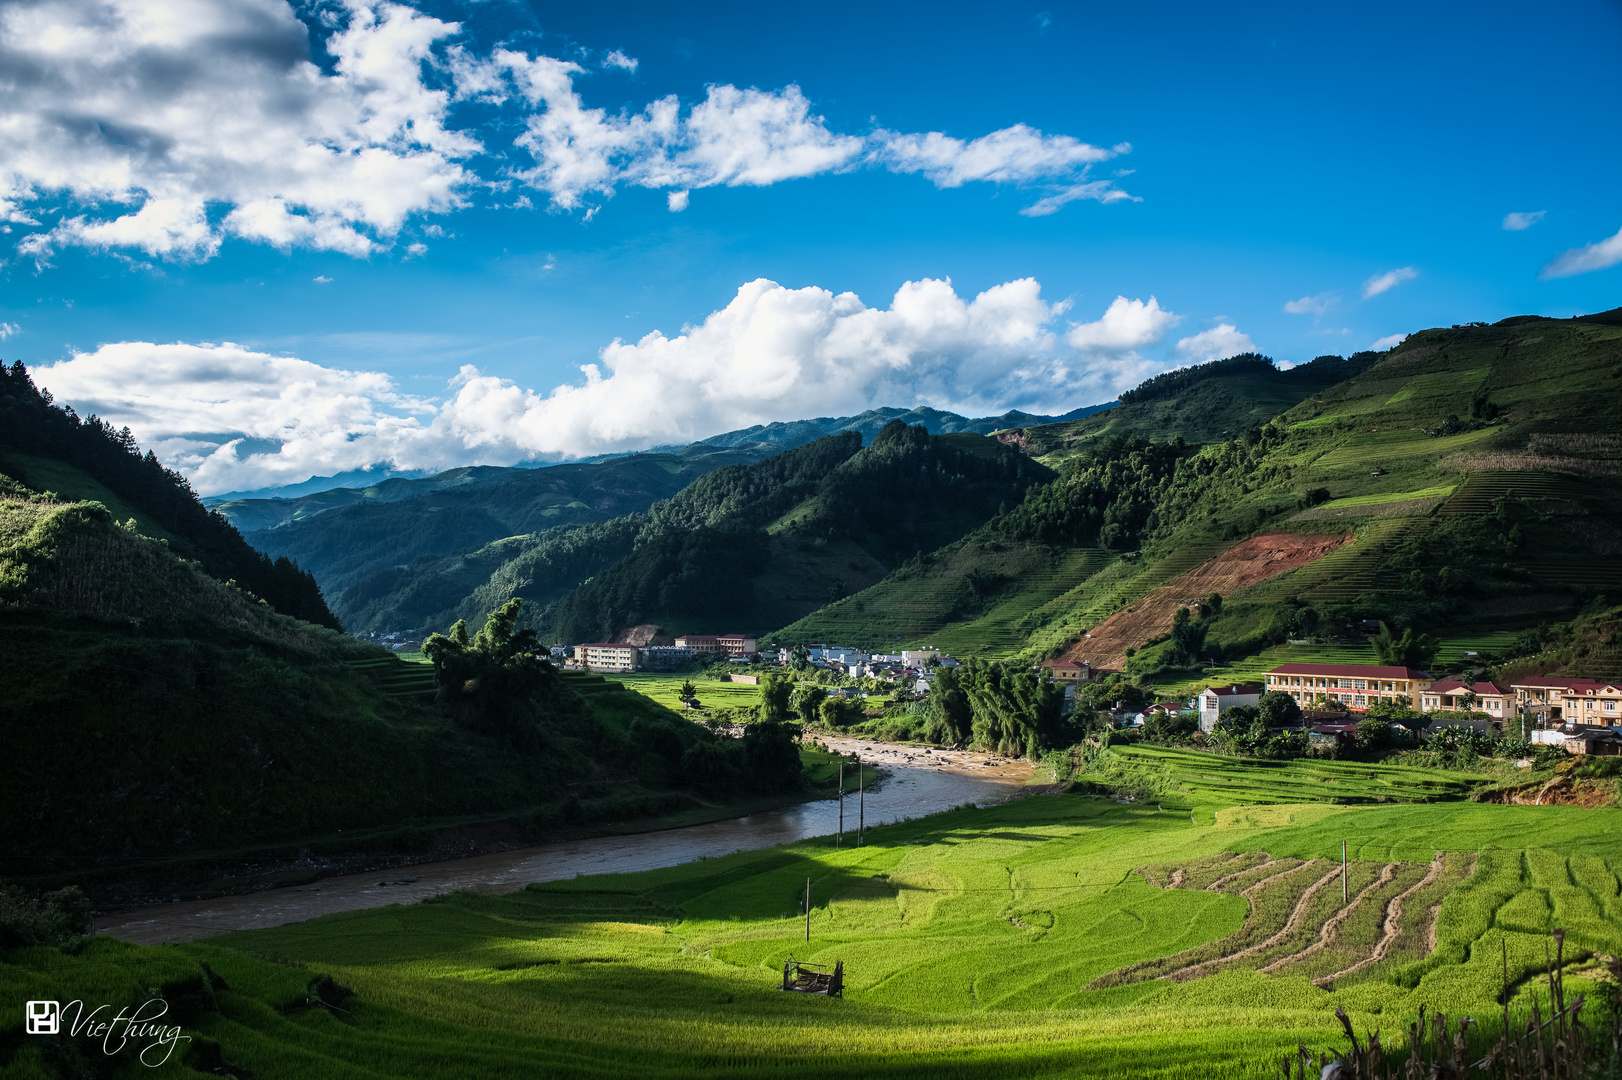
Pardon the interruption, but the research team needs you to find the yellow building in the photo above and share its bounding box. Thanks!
[573,642,640,672]
[1263,663,1432,712]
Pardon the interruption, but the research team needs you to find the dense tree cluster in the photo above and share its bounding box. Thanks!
[920,659,1070,757]
[542,423,1049,642]
[0,361,337,628]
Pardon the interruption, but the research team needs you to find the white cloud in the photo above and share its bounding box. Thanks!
[1370,333,1408,351]
[34,280,1191,493]
[1361,266,1418,299]
[5,0,476,261]
[1542,225,1622,279]
[1174,323,1254,363]
[667,189,690,212]
[1283,291,1338,316]
[3,0,1136,262]
[1502,210,1545,231]
[0,322,19,339]
[1065,296,1179,353]
[313,275,333,284]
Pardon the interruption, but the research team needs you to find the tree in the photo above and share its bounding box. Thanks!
[1256,690,1303,728]
[679,679,698,702]
[741,721,803,791]
[422,599,561,744]
[1142,709,1199,745]
[1365,697,1420,722]
[757,674,793,721]
[1373,626,1440,669]
[793,684,828,725]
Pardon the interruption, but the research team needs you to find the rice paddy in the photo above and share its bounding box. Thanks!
[11,767,1622,1078]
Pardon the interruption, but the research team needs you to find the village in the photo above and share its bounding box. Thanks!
[556,632,1622,757]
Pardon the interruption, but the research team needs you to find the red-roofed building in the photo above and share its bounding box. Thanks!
[1513,677,1622,724]
[1042,659,1111,683]
[1263,663,1432,712]
[676,634,758,656]
[1421,680,1511,720]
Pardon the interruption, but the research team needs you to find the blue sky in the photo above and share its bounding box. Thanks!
[3,0,1619,493]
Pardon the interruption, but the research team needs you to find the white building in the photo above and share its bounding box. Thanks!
[1197,684,1263,733]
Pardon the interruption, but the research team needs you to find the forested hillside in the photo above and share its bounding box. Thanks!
[1007,351,1375,462]
[782,312,1622,671]
[0,361,336,628]
[0,448,808,889]
[537,421,1051,642]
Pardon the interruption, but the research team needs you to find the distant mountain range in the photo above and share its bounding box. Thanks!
[204,402,1115,509]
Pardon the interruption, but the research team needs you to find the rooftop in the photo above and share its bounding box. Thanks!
[1268,663,1429,679]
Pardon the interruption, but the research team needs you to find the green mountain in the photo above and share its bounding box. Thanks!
[232,446,767,634]
[0,362,337,628]
[778,312,1622,674]
[532,421,1051,643]
[1002,351,1376,462]
[0,399,812,890]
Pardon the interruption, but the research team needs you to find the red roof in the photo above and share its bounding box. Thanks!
[1430,680,1508,695]
[1510,676,1621,693]
[579,642,635,649]
[1205,684,1261,697]
[1268,663,1428,679]
[1047,660,1084,670]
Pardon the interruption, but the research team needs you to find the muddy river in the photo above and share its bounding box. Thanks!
[99,740,1035,945]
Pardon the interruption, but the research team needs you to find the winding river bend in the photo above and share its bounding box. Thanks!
[98,741,1033,945]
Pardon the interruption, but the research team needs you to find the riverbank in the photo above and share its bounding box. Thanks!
[97,750,1031,945]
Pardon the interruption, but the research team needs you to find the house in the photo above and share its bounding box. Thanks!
[1197,684,1262,732]
[1560,726,1622,755]
[1420,680,1511,723]
[1511,677,1622,725]
[902,649,940,666]
[1043,659,1111,683]
[1263,664,1432,712]
[573,642,639,672]
[675,634,758,656]
[1307,722,1359,747]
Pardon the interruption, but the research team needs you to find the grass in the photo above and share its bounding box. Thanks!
[1316,485,1455,508]
[14,782,1622,1078]
[612,672,771,712]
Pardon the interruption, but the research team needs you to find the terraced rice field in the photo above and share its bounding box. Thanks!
[1086,746,1485,809]
[344,654,438,701]
[21,790,1622,1079]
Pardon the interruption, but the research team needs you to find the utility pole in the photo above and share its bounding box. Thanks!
[858,760,865,847]
[837,763,844,848]
[1342,840,1347,903]
[805,877,811,942]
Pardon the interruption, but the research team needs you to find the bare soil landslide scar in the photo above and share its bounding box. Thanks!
[780,956,844,996]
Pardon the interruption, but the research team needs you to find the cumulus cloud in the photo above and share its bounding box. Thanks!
[1502,210,1545,231]
[1542,225,1622,279]
[34,279,1199,493]
[1065,296,1179,353]
[1174,323,1254,363]
[1370,333,1408,351]
[5,0,476,261]
[2,0,1136,261]
[1283,292,1337,316]
[1362,266,1418,299]
[667,190,690,212]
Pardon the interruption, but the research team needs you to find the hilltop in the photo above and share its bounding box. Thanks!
[538,421,1050,643]
[0,417,836,897]
[778,310,1622,680]
[0,362,337,628]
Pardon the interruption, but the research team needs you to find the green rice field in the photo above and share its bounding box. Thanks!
[9,753,1622,1078]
